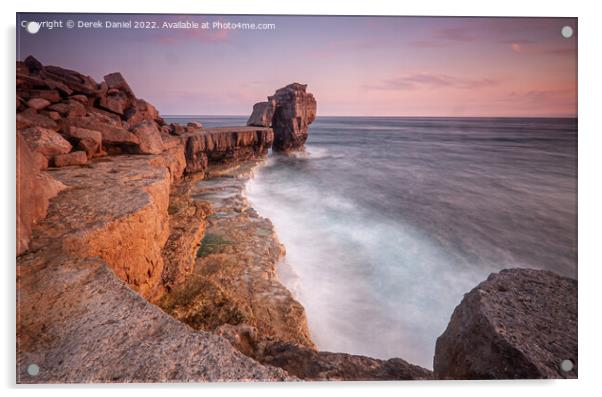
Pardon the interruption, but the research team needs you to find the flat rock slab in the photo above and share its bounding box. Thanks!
[17,154,291,382]
[434,268,577,379]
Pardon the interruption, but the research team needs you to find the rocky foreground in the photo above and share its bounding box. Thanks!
[16,57,577,382]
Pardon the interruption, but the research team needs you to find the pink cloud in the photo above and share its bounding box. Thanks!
[368,72,498,91]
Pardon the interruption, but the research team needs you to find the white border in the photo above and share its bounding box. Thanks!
[3,1,601,396]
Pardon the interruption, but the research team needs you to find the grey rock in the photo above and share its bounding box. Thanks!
[434,268,577,379]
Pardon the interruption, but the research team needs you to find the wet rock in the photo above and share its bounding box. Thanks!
[247,100,275,127]
[131,120,164,155]
[26,98,51,111]
[19,126,72,159]
[270,83,316,151]
[159,162,314,348]
[434,268,578,379]
[16,134,65,255]
[53,151,88,167]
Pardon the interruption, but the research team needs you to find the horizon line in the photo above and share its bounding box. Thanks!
[162,114,578,119]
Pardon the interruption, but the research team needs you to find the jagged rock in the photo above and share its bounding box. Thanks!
[26,98,51,111]
[41,65,98,96]
[16,134,65,255]
[270,83,316,151]
[247,99,275,127]
[67,126,102,158]
[24,55,43,73]
[434,268,578,379]
[53,151,88,167]
[104,72,135,98]
[102,90,129,115]
[17,108,59,130]
[131,120,164,155]
[19,126,72,159]
[124,99,161,126]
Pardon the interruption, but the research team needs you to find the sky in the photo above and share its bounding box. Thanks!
[17,14,577,117]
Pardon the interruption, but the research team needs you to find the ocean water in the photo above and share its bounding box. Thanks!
[166,116,577,369]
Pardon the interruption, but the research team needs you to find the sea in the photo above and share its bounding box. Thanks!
[164,116,578,369]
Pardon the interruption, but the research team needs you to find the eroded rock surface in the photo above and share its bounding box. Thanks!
[16,134,66,255]
[434,268,578,379]
[158,161,314,348]
[17,154,291,382]
[248,83,316,151]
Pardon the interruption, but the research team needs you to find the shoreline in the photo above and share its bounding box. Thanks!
[16,57,577,381]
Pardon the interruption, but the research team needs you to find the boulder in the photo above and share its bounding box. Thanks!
[46,111,61,121]
[26,98,51,111]
[131,120,164,155]
[187,121,203,129]
[434,268,578,379]
[61,115,140,149]
[24,55,43,73]
[101,89,129,115]
[53,151,88,167]
[67,126,103,158]
[16,108,59,130]
[103,72,135,98]
[19,126,72,159]
[16,134,66,255]
[48,100,87,118]
[41,65,98,95]
[123,99,161,126]
[270,83,316,151]
[246,100,275,127]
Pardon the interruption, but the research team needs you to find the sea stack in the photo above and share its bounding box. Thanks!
[433,268,578,379]
[247,83,317,152]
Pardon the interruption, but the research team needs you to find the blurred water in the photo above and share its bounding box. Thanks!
[169,116,577,369]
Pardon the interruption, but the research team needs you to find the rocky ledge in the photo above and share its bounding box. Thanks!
[17,56,576,382]
[434,268,577,379]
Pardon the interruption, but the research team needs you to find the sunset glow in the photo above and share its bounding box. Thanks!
[17,14,577,117]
